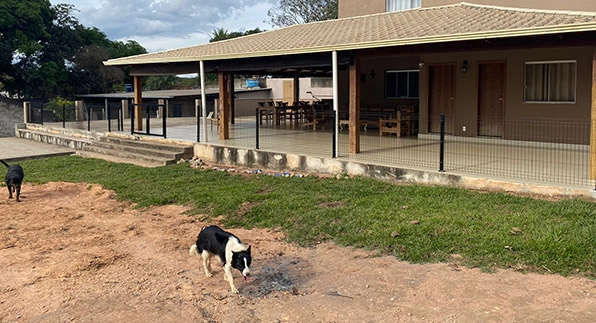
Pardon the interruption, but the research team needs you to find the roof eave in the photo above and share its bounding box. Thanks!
[103,22,596,67]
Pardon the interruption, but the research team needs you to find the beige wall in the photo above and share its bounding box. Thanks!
[414,46,593,143]
[339,0,385,18]
[339,0,596,18]
[423,0,596,11]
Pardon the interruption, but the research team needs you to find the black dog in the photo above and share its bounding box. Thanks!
[189,225,252,293]
[1,160,24,202]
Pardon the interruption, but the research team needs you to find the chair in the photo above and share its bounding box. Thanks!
[379,106,414,137]
[206,111,219,130]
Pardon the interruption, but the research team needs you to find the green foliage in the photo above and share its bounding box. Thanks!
[0,0,147,100]
[267,0,338,27]
[45,96,74,121]
[17,156,596,278]
[209,28,264,43]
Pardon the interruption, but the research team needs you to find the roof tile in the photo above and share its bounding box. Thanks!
[105,3,596,66]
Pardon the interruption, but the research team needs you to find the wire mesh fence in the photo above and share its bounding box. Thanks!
[36,102,593,188]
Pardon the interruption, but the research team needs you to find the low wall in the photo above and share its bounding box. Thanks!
[0,97,24,137]
[193,143,462,184]
[192,142,595,199]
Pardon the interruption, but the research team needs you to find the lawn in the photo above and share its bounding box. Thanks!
[14,155,596,278]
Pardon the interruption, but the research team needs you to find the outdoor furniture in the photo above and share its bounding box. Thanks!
[379,106,414,137]
[206,111,219,129]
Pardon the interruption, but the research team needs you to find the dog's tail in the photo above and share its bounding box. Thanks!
[189,243,198,256]
[0,160,9,168]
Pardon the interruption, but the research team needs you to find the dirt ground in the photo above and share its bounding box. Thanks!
[1,182,595,323]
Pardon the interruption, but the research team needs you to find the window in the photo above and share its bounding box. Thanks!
[386,0,421,12]
[524,61,576,103]
[386,70,419,98]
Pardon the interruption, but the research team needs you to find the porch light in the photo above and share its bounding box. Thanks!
[461,60,468,73]
[369,69,375,79]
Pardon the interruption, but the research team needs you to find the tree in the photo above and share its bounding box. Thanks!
[267,0,338,27]
[0,0,147,99]
[0,0,54,97]
[209,28,264,43]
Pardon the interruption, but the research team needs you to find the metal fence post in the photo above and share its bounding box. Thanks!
[107,104,112,132]
[332,110,337,158]
[145,105,150,135]
[196,104,201,143]
[130,101,135,135]
[439,113,445,172]
[255,108,260,150]
[162,104,167,138]
[62,104,66,128]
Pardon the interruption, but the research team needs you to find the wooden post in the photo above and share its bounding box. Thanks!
[133,76,143,131]
[349,57,361,154]
[218,72,231,139]
[590,46,596,181]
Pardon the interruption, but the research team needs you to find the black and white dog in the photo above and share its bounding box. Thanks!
[1,160,24,202]
[189,225,252,293]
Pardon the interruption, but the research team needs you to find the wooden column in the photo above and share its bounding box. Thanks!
[133,76,143,131]
[590,46,596,181]
[218,71,231,139]
[349,58,361,154]
[230,73,236,124]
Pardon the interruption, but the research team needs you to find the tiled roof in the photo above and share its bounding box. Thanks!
[105,2,596,66]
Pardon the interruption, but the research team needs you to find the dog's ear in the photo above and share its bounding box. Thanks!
[247,245,251,253]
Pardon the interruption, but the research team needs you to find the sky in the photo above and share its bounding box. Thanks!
[49,0,279,53]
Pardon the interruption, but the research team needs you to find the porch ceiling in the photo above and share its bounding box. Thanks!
[104,2,596,76]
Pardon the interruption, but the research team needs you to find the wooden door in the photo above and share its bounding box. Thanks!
[428,64,455,133]
[478,62,505,137]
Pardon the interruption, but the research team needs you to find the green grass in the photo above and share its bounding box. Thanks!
[13,155,596,278]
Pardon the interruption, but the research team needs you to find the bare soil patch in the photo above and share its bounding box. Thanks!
[1,182,595,322]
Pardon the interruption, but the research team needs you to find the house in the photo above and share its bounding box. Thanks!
[103,2,596,184]
[340,0,596,17]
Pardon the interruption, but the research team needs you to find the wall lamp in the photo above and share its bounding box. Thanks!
[368,69,375,79]
[461,60,468,73]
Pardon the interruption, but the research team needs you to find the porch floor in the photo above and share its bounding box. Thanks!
[44,116,594,191]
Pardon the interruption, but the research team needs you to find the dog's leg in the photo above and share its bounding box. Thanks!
[15,185,20,202]
[7,185,12,199]
[201,252,213,277]
[224,264,239,293]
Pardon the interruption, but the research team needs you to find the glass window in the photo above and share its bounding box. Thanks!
[386,0,421,12]
[386,70,419,99]
[524,61,576,103]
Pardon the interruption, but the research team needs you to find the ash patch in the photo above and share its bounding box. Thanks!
[243,261,301,298]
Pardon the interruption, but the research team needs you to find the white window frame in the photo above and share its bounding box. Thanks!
[524,60,577,104]
[385,69,420,99]
[386,0,421,12]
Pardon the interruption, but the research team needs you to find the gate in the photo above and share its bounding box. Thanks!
[130,103,167,138]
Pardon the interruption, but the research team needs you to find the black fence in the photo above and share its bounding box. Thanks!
[29,99,593,188]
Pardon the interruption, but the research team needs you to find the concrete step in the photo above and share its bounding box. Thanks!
[98,136,192,153]
[16,128,92,150]
[82,136,193,167]
[75,150,169,167]
[88,140,189,160]
[16,124,194,167]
